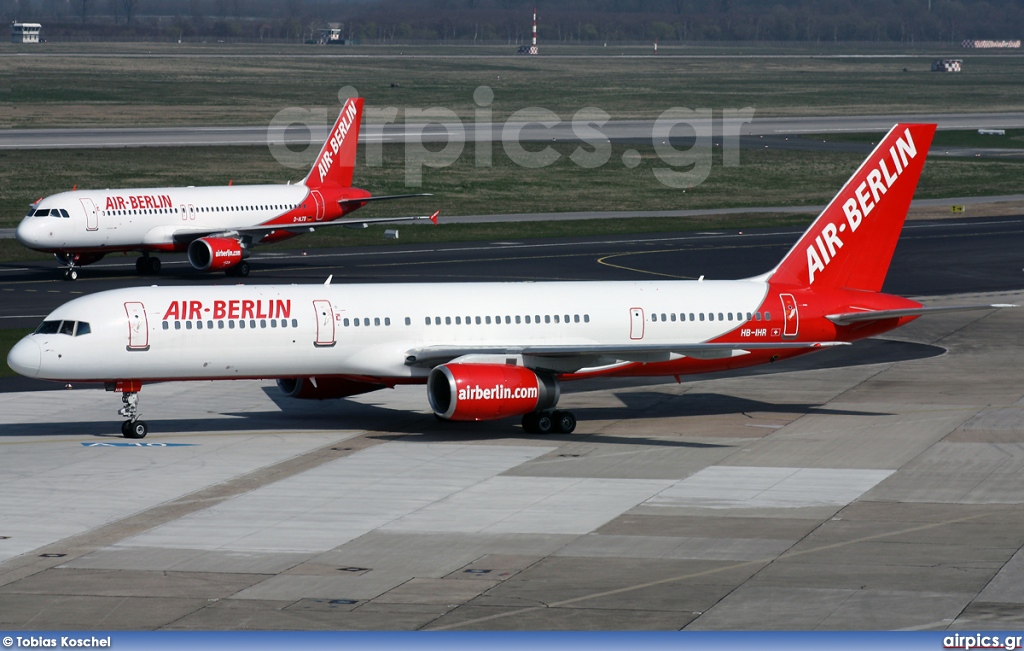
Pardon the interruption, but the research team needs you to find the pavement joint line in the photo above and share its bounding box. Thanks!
[0,431,387,589]
[428,509,991,630]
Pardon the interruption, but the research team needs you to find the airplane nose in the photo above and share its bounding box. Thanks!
[15,218,44,248]
[7,338,41,378]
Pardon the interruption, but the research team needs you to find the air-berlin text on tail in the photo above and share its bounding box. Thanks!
[807,127,918,284]
[316,100,359,184]
[104,194,173,211]
[161,299,292,321]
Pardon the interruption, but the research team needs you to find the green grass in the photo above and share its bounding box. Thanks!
[6,142,1024,232]
[0,329,33,378]
[5,43,1024,128]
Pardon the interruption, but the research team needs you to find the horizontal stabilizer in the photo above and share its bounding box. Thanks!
[827,303,1017,326]
[338,193,432,205]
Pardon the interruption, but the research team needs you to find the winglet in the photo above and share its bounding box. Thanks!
[429,210,440,225]
[305,97,363,190]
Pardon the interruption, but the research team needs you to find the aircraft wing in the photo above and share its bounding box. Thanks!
[404,341,848,370]
[170,211,439,244]
[826,303,1016,326]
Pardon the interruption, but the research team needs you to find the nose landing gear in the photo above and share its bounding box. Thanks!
[108,382,148,439]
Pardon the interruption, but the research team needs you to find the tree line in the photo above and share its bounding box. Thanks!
[5,0,1023,43]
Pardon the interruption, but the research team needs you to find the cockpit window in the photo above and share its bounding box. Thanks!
[59,209,69,218]
[33,320,90,336]
[34,320,61,334]
[31,209,66,218]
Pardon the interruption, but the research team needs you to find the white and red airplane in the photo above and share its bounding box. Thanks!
[7,124,1013,438]
[14,97,436,280]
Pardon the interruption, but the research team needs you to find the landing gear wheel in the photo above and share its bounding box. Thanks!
[63,269,78,281]
[534,412,554,434]
[148,256,161,274]
[553,410,577,434]
[122,420,148,439]
[233,261,250,277]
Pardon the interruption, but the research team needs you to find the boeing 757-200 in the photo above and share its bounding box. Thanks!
[8,124,1014,437]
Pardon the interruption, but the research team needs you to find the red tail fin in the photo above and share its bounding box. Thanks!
[305,97,363,190]
[769,124,936,292]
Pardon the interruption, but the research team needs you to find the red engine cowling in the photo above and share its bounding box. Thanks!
[188,237,245,271]
[277,377,384,400]
[427,364,559,421]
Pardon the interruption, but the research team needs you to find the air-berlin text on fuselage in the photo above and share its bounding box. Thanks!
[806,127,918,284]
[104,194,173,211]
[316,101,359,184]
[161,299,292,321]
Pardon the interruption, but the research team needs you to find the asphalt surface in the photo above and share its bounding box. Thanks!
[2,215,1023,333]
[4,114,1024,150]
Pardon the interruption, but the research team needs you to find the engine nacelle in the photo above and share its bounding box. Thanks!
[187,237,245,271]
[276,376,383,400]
[427,363,559,422]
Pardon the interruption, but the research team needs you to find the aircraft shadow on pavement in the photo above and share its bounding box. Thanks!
[0,338,941,440]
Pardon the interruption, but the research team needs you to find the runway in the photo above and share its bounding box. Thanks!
[4,113,1024,150]
[0,219,1023,630]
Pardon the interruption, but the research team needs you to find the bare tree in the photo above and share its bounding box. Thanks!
[120,0,138,25]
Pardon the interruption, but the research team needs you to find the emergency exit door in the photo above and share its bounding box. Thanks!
[313,300,335,347]
[124,302,150,350]
[779,293,799,338]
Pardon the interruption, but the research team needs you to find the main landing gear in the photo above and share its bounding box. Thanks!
[522,410,576,434]
[116,389,148,439]
[225,261,250,277]
[135,254,161,276]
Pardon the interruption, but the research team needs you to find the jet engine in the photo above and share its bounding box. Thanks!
[187,237,246,271]
[427,363,559,421]
[276,376,384,400]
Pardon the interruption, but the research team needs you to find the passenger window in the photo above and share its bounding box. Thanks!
[196,321,203,330]
[260,320,267,328]
[584,315,590,323]
[239,320,246,329]
[343,318,350,327]
[162,322,169,330]
[554,315,559,323]
[271,319,277,328]
[208,320,213,329]
[433,317,440,326]
[670,313,676,322]
[545,315,551,324]
[291,319,298,328]
[574,315,580,323]
[455,316,462,325]
[385,318,391,326]
[755,312,761,321]
[505,316,511,324]
[699,313,705,321]
[485,316,492,324]
[727,313,733,321]
[516,315,521,324]
[354,319,360,327]
[765,312,772,321]
[445,317,451,325]
[424,317,430,325]
[475,316,481,325]
[229,321,235,329]
[405,317,411,326]
[175,321,181,330]
[525,315,531,324]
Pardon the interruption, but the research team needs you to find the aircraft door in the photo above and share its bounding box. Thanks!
[80,198,98,231]
[629,307,644,340]
[311,190,326,221]
[313,299,336,347]
[780,293,799,338]
[124,302,150,351]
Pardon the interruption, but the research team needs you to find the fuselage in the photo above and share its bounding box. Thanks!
[16,183,370,255]
[7,280,917,385]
